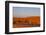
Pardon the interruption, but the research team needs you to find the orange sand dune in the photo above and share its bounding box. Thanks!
[13,16,40,28]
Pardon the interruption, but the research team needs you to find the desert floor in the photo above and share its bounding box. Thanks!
[13,16,40,28]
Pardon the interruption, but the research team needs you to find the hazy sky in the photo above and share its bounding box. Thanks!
[13,7,40,18]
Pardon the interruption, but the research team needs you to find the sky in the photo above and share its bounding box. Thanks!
[13,7,40,18]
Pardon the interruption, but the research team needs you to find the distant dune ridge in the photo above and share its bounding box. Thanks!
[13,16,40,28]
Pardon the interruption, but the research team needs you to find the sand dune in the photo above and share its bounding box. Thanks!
[13,16,40,28]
